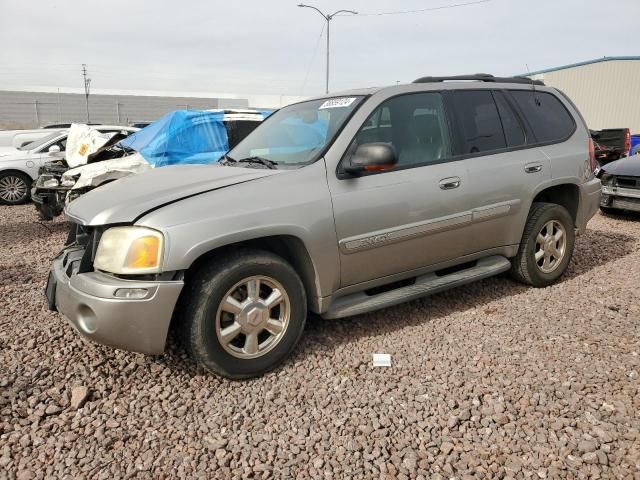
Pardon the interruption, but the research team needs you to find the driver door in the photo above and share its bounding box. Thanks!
[328,92,474,287]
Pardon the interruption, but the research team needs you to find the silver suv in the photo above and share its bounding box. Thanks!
[46,75,601,378]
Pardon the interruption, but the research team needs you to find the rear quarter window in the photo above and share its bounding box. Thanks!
[510,90,575,144]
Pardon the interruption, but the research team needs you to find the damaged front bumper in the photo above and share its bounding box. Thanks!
[47,226,184,355]
[601,185,640,212]
[31,187,67,219]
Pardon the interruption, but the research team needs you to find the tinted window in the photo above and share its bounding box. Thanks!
[349,92,451,169]
[450,90,506,154]
[225,120,262,149]
[494,91,526,147]
[511,90,575,143]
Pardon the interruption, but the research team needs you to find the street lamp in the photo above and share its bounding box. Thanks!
[297,3,358,94]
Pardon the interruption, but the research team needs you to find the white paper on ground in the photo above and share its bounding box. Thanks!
[372,353,392,367]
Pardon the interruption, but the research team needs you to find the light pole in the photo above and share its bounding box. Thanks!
[297,4,357,94]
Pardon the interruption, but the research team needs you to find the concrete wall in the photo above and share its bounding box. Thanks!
[0,90,250,129]
[530,60,640,133]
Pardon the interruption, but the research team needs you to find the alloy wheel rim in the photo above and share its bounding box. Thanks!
[215,275,290,359]
[0,176,27,202]
[534,220,567,274]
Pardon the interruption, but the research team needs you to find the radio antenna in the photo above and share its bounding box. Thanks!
[525,63,541,106]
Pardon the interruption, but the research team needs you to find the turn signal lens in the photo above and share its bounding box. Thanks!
[94,227,164,274]
[125,236,161,269]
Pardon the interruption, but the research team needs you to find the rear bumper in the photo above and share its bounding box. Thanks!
[576,178,601,233]
[50,251,184,355]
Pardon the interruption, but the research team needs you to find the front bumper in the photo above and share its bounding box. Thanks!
[49,249,184,355]
[601,185,640,212]
[31,187,66,219]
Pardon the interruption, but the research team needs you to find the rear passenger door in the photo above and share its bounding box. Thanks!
[446,89,551,252]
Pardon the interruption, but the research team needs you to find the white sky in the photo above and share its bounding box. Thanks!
[0,0,638,97]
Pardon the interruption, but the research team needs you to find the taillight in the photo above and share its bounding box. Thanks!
[625,129,631,155]
[588,138,596,171]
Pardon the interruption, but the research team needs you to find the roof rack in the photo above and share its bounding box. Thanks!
[412,73,544,86]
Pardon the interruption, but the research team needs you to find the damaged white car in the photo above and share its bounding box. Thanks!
[32,109,270,219]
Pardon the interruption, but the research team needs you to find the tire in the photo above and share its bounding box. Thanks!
[0,171,31,205]
[510,202,575,287]
[600,206,620,215]
[178,249,307,379]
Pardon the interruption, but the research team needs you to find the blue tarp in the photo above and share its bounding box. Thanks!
[119,110,271,167]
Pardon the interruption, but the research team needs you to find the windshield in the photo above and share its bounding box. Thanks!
[18,132,62,151]
[227,96,364,167]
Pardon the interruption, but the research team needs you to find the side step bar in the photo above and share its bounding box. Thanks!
[323,255,511,319]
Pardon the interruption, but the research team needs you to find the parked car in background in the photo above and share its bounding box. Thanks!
[590,128,631,165]
[598,152,640,214]
[630,133,640,156]
[46,75,600,378]
[32,109,270,219]
[0,128,65,149]
[0,126,137,205]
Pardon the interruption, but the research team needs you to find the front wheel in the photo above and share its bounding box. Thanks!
[510,202,575,287]
[178,249,307,379]
[0,171,31,205]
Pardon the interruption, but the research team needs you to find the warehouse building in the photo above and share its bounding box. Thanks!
[526,56,640,133]
[0,88,305,129]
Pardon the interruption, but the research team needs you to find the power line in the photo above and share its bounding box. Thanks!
[353,0,491,17]
[300,21,326,95]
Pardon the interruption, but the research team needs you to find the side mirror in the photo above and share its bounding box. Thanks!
[48,145,61,154]
[344,143,397,176]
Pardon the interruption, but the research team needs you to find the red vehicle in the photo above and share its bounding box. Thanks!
[591,128,631,165]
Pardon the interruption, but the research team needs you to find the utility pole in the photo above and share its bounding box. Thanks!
[82,64,91,123]
[297,4,358,94]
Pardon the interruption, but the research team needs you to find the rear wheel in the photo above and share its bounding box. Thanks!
[0,171,31,205]
[178,249,307,379]
[510,202,575,287]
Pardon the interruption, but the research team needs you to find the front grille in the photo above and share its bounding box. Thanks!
[65,223,103,274]
[615,176,640,190]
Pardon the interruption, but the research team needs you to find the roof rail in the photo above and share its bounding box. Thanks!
[412,74,544,86]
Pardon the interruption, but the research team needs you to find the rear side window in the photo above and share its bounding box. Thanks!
[494,92,526,147]
[510,90,575,143]
[449,90,506,154]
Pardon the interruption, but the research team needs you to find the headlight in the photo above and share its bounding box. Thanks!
[94,227,164,274]
[600,174,616,186]
[43,179,59,188]
[60,178,76,187]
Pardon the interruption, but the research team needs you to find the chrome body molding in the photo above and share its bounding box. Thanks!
[339,201,518,254]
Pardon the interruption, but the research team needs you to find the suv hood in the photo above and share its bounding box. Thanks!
[65,164,281,226]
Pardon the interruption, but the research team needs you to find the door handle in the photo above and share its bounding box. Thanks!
[439,177,461,190]
[525,163,543,173]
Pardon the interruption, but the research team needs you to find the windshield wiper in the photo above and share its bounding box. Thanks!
[226,155,278,170]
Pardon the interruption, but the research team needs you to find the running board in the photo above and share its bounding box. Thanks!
[323,255,511,319]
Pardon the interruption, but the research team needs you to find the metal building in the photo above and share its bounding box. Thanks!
[526,56,640,133]
[0,88,306,129]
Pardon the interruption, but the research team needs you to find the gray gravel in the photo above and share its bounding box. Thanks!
[1,204,639,479]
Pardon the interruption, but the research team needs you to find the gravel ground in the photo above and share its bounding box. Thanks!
[1,204,639,479]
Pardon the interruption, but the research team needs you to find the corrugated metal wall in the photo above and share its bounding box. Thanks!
[0,91,249,129]
[531,60,640,133]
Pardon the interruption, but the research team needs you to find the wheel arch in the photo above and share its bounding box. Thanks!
[184,234,323,313]
[0,168,35,181]
[532,183,580,226]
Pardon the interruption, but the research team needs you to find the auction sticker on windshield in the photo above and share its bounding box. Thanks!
[319,97,357,109]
